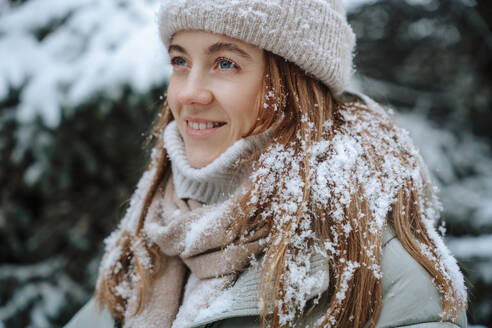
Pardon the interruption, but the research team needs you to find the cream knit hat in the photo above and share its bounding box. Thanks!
[157,0,356,96]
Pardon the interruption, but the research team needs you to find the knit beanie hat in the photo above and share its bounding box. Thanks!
[157,0,356,96]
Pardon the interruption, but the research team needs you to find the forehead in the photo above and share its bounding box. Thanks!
[169,30,264,58]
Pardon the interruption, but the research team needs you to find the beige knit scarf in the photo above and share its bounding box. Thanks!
[123,173,269,328]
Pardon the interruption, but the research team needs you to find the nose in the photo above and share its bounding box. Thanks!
[177,71,213,106]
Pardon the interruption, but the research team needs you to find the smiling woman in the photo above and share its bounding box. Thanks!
[64,1,468,328]
[167,31,265,168]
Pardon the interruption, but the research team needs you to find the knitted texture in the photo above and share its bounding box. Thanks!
[157,0,356,96]
[163,121,273,204]
[124,176,269,328]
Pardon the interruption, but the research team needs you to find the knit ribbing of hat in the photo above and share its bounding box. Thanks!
[157,0,356,96]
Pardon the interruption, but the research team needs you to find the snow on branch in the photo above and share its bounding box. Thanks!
[447,235,492,260]
[0,0,170,128]
[0,257,87,327]
[396,112,492,230]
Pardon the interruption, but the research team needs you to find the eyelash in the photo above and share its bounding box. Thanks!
[215,57,239,70]
[170,56,240,71]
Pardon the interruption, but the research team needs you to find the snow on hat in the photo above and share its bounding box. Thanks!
[157,0,356,96]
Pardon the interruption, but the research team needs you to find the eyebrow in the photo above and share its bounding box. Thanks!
[168,44,188,55]
[206,42,252,60]
[168,42,252,61]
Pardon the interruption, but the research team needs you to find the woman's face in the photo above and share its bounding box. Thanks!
[167,30,266,168]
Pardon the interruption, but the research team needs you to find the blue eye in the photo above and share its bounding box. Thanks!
[218,58,236,69]
[172,57,187,66]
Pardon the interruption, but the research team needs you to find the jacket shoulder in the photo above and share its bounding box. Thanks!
[375,230,467,328]
[63,297,115,328]
[300,229,467,328]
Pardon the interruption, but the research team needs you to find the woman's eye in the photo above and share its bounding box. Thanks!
[171,57,187,67]
[217,58,237,70]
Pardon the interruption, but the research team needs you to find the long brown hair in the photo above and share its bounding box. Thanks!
[96,50,467,327]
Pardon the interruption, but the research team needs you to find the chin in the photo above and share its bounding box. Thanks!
[188,152,216,169]
[185,142,227,168]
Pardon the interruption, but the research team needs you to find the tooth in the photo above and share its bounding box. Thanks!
[199,123,206,130]
[192,122,199,129]
[206,122,214,129]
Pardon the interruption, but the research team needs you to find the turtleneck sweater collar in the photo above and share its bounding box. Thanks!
[163,121,272,205]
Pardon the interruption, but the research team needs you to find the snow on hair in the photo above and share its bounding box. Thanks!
[96,51,467,327]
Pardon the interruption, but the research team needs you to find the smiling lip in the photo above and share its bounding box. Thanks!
[184,117,226,139]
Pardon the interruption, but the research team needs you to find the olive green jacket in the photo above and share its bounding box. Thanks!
[64,228,467,328]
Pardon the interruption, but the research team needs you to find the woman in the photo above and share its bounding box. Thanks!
[65,0,468,327]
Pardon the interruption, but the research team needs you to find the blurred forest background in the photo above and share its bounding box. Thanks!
[0,0,491,327]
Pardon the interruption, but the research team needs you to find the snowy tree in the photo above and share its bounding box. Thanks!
[0,0,168,326]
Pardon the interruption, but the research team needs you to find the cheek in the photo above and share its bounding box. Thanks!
[224,81,261,132]
[166,79,180,116]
